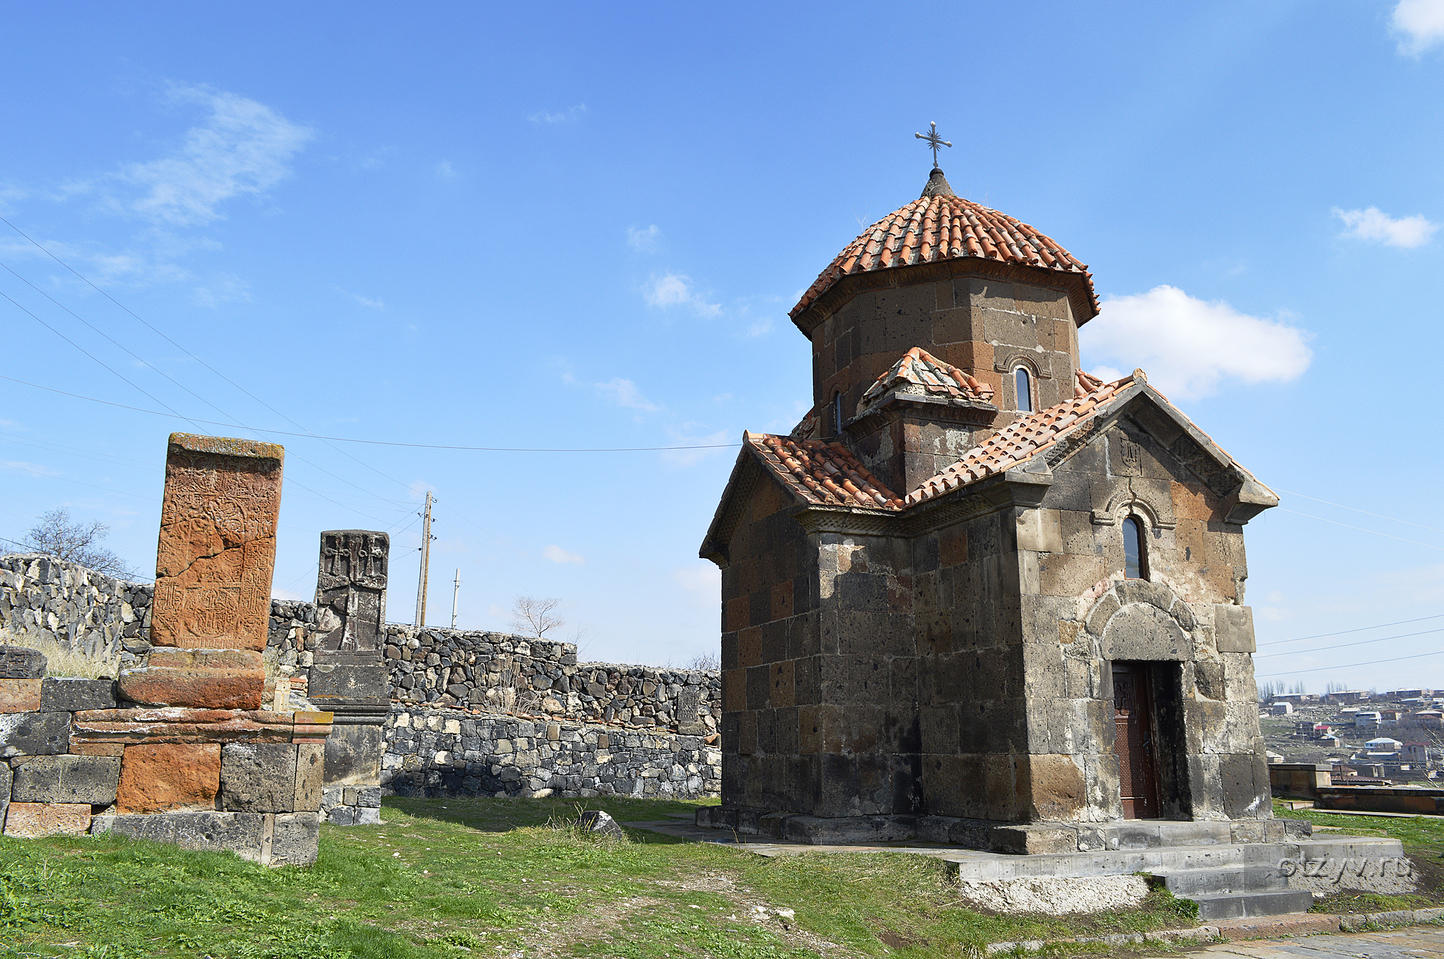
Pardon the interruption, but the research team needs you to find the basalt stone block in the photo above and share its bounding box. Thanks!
[220,743,298,813]
[95,811,269,863]
[0,711,70,757]
[41,677,117,712]
[117,647,265,710]
[4,801,91,837]
[271,812,320,866]
[0,646,46,680]
[0,679,42,713]
[293,742,324,812]
[116,743,222,813]
[11,754,121,805]
[307,663,387,703]
[322,723,384,786]
[151,433,283,652]
[0,762,10,826]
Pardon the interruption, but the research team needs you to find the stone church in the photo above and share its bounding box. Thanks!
[698,163,1280,851]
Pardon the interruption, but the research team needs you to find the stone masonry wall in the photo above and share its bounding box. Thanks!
[0,555,721,740]
[382,706,720,800]
[0,554,152,665]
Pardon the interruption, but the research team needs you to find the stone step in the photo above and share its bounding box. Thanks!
[946,842,1289,882]
[1150,864,1290,897]
[1187,889,1316,921]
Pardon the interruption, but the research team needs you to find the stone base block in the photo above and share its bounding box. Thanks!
[11,755,121,805]
[41,678,118,712]
[221,743,300,812]
[118,648,265,710]
[93,810,322,867]
[0,711,71,757]
[271,812,320,866]
[0,763,9,824]
[4,801,91,837]
[696,806,1315,854]
[116,743,222,813]
[95,811,270,863]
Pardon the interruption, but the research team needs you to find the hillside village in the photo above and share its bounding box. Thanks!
[1261,687,1443,785]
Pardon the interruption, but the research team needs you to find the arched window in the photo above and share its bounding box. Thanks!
[832,391,845,436]
[1014,367,1033,412]
[1122,515,1147,580]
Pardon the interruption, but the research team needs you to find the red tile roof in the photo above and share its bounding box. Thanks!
[747,432,903,510]
[858,347,995,414]
[906,370,1136,506]
[791,191,1097,320]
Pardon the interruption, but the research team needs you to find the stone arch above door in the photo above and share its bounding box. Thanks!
[1082,580,1200,662]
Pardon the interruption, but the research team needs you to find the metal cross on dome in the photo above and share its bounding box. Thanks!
[914,121,952,169]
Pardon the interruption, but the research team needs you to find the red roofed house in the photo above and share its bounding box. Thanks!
[698,165,1279,851]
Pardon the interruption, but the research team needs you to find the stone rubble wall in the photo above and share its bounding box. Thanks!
[0,554,152,664]
[382,706,721,800]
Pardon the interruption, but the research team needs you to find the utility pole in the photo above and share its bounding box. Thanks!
[450,568,461,629]
[414,490,434,627]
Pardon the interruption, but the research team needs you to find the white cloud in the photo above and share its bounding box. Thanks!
[529,104,587,124]
[643,273,721,317]
[595,377,661,412]
[745,320,773,337]
[115,84,313,226]
[1084,285,1312,401]
[1,460,62,477]
[1393,0,1444,53]
[435,160,455,178]
[544,545,585,565]
[338,288,385,310]
[1333,206,1438,248]
[627,224,660,251]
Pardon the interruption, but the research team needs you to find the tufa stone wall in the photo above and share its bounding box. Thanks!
[382,706,720,800]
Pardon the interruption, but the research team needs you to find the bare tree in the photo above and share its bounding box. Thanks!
[511,595,563,639]
[687,650,721,671]
[21,508,136,578]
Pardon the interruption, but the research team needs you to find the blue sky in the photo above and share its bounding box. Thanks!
[2,2,1442,689]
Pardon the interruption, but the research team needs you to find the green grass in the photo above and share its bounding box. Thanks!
[1274,799,1444,914]
[0,797,1207,959]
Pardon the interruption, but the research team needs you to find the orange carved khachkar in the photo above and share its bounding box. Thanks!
[151,434,283,651]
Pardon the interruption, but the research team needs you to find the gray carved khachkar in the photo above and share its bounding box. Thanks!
[309,530,390,825]
[314,530,388,654]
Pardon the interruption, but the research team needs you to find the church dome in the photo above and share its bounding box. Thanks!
[790,168,1099,325]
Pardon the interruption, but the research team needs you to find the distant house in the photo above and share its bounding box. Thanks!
[1324,690,1372,704]
[1355,711,1382,728]
[1364,737,1402,753]
[1414,709,1442,729]
[1379,708,1403,727]
[1386,688,1433,700]
[1401,743,1431,763]
[1269,701,1294,715]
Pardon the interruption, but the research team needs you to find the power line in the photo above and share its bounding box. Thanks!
[1277,507,1444,552]
[1257,612,1444,647]
[1254,626,1444,658]
[1256,648,1444,678]
[1277,487,1444,536]
[1,372,738,452]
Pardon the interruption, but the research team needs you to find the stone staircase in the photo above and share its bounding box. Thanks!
[943,828,1410,920]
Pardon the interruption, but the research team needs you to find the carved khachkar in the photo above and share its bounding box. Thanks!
[314,530,388,654]
[119,434,283,710]
[0,646,47,679]
[152,434,284,650]
[309,531,390,824]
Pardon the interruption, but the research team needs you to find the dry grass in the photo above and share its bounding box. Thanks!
[0,628,120,679]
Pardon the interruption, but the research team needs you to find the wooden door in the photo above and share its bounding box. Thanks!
[1113,662,1160,819]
